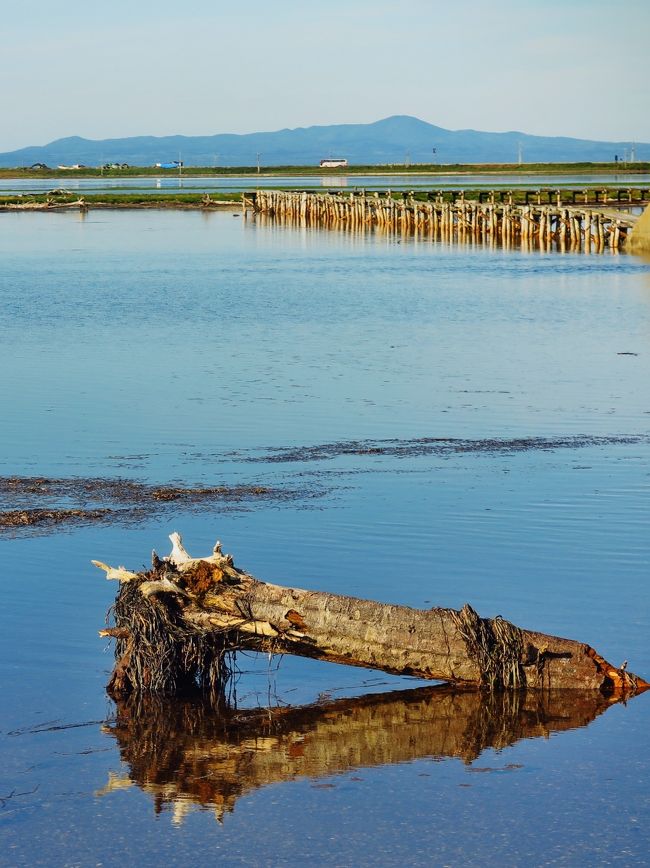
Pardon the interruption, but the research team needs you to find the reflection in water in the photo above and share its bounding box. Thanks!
[321,176,348,187]
[98,687,617,824]
[250,210,582,257]
[2,172,649,196]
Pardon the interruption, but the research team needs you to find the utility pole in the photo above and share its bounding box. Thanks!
[256,153,261,174]
[518,142,523,165]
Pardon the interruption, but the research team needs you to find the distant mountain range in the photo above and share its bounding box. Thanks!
[0,116,648,168]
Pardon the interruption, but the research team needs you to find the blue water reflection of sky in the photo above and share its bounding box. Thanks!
[0,210,649,865]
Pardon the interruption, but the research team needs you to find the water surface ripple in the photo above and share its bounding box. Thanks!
[0,210,649,866]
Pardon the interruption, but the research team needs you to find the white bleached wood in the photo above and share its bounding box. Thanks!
[92,560,139,582]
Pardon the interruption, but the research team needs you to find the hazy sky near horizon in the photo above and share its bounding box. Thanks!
[2,0,649,151]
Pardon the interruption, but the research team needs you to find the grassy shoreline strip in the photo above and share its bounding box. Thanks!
[0,192,242,209]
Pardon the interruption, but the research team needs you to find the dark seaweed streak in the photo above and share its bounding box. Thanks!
[0,476,311,535]
[234,434,647,463]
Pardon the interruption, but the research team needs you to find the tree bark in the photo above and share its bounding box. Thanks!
[95,533,648,697]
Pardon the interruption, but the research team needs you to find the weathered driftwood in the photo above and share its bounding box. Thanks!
[96,533,648,697]
[98,686,619,824]
[0,198,87,212]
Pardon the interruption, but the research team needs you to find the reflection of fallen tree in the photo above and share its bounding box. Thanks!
[98,686,618,824]
[96,534,648,697]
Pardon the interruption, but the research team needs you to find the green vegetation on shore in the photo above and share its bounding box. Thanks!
[0,192,242,209]
[1,161,649,180]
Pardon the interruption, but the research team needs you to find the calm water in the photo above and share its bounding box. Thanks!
[1,210,649,865]
[2,171,649,195]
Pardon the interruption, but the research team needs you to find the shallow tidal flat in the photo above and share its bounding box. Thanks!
[1,209,649,865]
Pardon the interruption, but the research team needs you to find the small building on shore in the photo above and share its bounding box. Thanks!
[320,158,348,168]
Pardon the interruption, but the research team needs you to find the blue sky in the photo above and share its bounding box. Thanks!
[2,0,648,150]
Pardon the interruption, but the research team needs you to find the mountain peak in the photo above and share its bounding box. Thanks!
[373,115,438,129]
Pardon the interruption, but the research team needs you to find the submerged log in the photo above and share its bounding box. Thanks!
[96,533,648,697]
[98,686,620,824]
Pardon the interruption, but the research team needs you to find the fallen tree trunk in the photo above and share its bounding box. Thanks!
[95,533,648,697]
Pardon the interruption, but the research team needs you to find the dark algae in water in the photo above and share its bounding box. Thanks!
[0,507,112,529]
[231,433,648,463]
[0,475,313,534]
